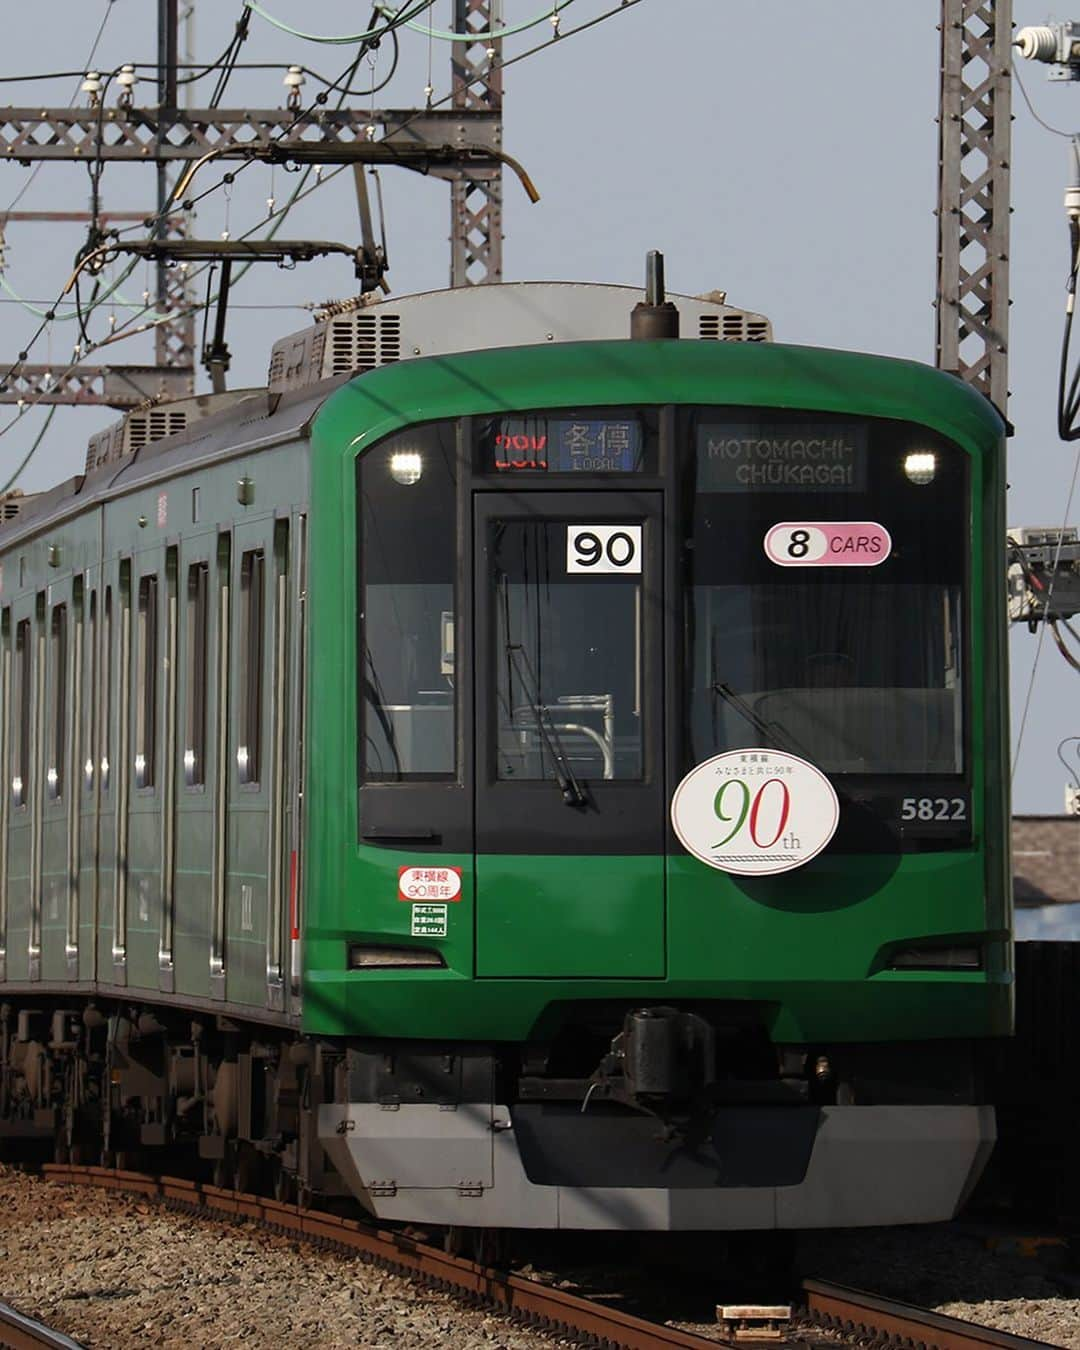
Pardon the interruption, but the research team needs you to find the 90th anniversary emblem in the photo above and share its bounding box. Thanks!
[671,749,840,876]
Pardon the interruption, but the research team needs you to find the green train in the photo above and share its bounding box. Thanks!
[0,271,1010,1230]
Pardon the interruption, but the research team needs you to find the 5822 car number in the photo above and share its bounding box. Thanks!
[900,796,967,822]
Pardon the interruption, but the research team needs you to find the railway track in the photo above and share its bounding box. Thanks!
[802,1281,1053,1349]
[0,1301,83,1350]
[36,1164,1056,1350]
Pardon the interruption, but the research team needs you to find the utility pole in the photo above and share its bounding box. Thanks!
[935,0,1013,412]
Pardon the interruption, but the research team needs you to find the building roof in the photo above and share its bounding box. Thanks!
[1013,816,1080,906]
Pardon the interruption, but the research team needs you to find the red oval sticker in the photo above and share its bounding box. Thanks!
[397,866,462,902]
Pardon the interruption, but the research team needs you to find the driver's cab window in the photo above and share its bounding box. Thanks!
[493,517,643,782]
[358,422,457,782]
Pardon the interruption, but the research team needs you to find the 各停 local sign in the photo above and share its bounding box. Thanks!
[671,749,840,876]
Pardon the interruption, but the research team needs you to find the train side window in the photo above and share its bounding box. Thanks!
[114,564,131,965]
[135,575,158,790]
[0,608,8,958]
[238,549,264,786]
[47,603,67,801]
[101,588,112,793]
[84,591,97,793]
[185,562,209,788]
[12,618,30,808]
[358,421,458,781]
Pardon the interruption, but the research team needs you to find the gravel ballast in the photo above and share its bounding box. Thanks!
[5,1163,1080,1348]
[803,1224,1080,1347]
[0,1165,556,1349]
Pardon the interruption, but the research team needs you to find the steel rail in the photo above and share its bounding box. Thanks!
[0,1301,84,1350]
[804,1278,1053,1349]
[41,1164,719,1349]
[36,1167,1056,1350]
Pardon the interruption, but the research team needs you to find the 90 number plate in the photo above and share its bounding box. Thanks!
[566,524,642,574]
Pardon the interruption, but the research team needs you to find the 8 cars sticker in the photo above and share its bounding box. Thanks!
[763,521,891,567]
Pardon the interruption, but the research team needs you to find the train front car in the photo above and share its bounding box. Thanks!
[309,338,1010,1230]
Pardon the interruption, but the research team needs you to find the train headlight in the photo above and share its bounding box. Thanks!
[348,944,445,969]
[903,451,937,485]
[389,451,423,486]
[889,944,981,971]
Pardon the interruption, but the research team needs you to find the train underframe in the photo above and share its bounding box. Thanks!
[0,995,994,1230]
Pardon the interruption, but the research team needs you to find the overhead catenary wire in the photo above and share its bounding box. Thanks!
[1056,734,1080,787]
[4,0,629,360]
[1051,619,1080,672]
[240,0,438,46]
[368,0,641,143]
[0,60,404,93]
[4,0,117,213]
[245,0,581,46]
[32,0,638,348]
[0,17,386,381]
[208,8,252,108]
[68,10,414,303]
[376,0,578,42]
[0,260,140,322]
[0,7,417,465]
[0,406,57,495]
[141,0,428,238]
[0,0,639,488]
[1012,57,1075,139]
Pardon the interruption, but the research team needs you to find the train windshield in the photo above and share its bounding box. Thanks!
[685,411,967,777]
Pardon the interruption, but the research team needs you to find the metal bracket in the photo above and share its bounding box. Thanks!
[0,107,501,163]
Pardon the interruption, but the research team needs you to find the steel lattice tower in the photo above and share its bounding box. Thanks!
[451,0,503,286]
[936,0,1012,410]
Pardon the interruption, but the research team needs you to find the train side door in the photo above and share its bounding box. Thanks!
[124,543,167,992]
[473,492,665,977]
[77,568,101,983]
[40,576,73,982]
[172,532,217,998]
[223,517,284,1009]
[5,593,38,982]
[97,559,126,985]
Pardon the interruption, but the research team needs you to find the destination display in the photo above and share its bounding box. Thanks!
[698,422,867,492]
[483,415,644,473]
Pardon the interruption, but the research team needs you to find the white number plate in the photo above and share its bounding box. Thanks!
[566,524,642,574]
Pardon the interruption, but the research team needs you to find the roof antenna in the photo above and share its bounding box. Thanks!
[631,249,680,340]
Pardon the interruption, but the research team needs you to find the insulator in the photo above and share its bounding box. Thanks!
[1015,26,1058,62]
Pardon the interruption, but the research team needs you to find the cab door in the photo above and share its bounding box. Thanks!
[473,491,665,977]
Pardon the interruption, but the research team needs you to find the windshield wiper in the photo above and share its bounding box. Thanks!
[508,643,588,807]
[710,680,811,760]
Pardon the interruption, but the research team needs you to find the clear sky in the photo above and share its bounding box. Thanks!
[0,1,1074,813]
